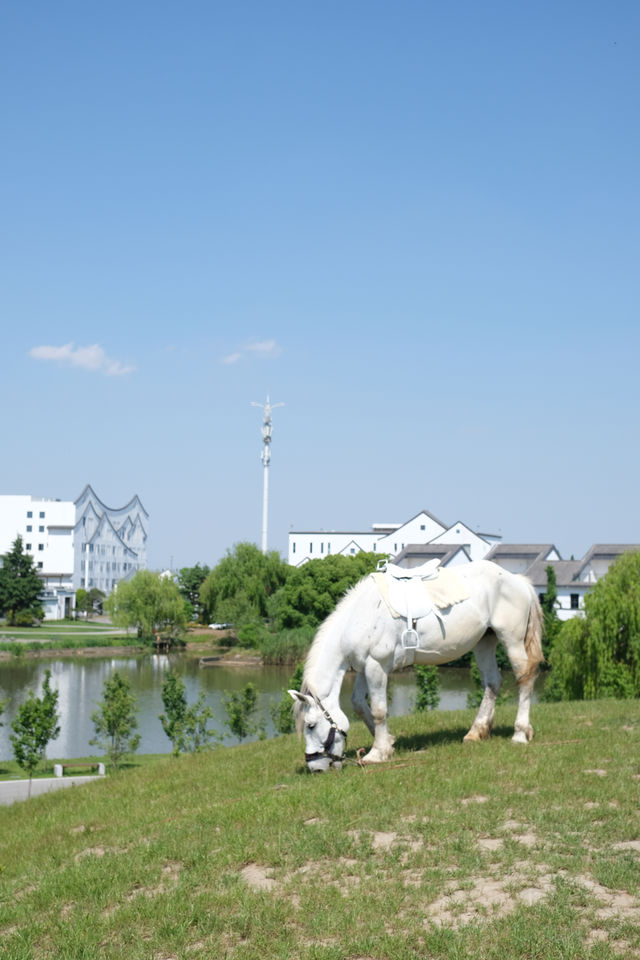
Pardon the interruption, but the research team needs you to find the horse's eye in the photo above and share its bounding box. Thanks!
[306,721,316,730]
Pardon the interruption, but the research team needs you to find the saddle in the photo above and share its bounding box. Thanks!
[372,559,470,650]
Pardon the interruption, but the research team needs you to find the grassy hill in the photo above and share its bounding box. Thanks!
[1,699,640,959]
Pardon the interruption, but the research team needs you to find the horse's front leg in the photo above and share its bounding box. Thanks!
[351,671,375,736]
[360,657,395,763]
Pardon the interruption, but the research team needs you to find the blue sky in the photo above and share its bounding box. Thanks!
[1,2,639,570]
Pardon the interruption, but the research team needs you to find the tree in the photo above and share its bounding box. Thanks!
[0,535,44,625]
[177,564,211,623]
[159,671,217,754]
[10,669,60,795]
[546,550,640,701]
[268,552,383,630]
[414,665,440,711]
[106,570,187,643]
[541,565,561,659]
[75,587,106,619]
[271,663,304,734]
[222,683,265,741]
[200,543,288,630]
[39,669,61,764]
[90,671,141,768]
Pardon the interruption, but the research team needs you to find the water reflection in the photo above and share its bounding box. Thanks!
[0,655,484,760]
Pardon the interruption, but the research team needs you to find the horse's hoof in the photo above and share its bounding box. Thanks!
[463,727,489,743]
[511,730,529,744]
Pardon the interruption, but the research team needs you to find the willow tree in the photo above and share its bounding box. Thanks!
[106,570,187,642]
[546,550,640,700]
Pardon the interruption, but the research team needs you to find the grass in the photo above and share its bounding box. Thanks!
[0,755,160,781]
[1,699,639,958]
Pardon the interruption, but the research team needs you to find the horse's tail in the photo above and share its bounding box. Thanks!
[519,576,544,684]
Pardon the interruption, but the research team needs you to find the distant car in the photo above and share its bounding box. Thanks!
[208,622,232,630]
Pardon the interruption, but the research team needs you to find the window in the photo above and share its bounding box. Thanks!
[373,542,377,551]
[327,543,331,554]
[25,543,32,550]
[27,511,33,518]
[38,544,44,551]
[309,543,313,553]
[321,543,324,554]
[39,526,44,533]
[420,524,426,531]
[292,542,296,554]
[37,562,43,569]
[39,511,45,518]
[570,594,580,610]
[26,525,32,532]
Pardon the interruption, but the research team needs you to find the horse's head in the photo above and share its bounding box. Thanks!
[288,690,348,772]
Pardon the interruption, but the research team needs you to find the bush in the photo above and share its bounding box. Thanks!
[12,610,41,627]
[414,665,440,711]
[258,626,316,664]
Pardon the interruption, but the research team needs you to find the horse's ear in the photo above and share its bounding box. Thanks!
[288,689,313,706]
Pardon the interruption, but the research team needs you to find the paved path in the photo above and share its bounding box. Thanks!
[0,775,105,806]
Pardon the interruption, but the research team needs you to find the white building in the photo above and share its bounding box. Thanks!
[0,494,76,620]
[0,485,148,620]
[289,510,640,620]
[485,543,640,621]
[288,509,501,566]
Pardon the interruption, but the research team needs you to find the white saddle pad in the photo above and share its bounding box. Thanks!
[371,566,471,620]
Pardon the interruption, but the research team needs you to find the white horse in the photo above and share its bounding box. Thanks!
[289,560,544,772]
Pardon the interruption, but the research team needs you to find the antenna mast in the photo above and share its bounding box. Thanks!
[251,395,284,553]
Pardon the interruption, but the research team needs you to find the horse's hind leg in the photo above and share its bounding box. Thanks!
[352,671,375,736]
[512,671,536,743]
[360,656,395,763]
[463,632,501,743]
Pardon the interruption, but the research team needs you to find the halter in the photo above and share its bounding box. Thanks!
[304,694,348,766]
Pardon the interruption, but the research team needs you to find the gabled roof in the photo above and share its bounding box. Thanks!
[118,513,148,543]
[337,539,370,556]
[438,520,491,544]
[525,559,583,588]
[576,544,640,578]
[485,544,558,561]
[74,500,102,531]
[399,508,449,531]
[87,512,138,557]
[393,543,471,566]
[74,484,149,519]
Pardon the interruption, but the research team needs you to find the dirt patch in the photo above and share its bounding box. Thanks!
[424,863,555,929]
[477,838,503,852]
[75,845,107,862]
[613,841,640,853]
[241,863,277,892]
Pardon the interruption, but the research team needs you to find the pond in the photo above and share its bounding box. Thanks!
[0,654,530,760]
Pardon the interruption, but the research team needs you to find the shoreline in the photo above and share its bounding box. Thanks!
[0,642,261,663]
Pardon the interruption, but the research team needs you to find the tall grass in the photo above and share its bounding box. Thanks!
[1,699,639,959]
[258,625,315,663]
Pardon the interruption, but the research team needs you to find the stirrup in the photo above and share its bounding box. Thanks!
[401,627,419,649]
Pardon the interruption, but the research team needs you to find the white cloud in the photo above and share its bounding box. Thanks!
[245,339,282,358]
[222,352,243,365]
[29,342,136,376]
[221,339,282,364]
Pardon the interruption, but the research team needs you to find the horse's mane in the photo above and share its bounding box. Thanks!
[293,578,367,736]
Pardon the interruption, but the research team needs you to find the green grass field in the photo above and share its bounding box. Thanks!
[1,698,639,959]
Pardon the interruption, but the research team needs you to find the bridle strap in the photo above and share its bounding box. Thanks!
[304,693,347,764]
